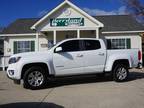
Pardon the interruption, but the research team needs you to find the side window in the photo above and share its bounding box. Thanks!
[84,40,101,51]
[59,40,80,52]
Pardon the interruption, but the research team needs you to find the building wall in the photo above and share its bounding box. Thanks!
[38,4,99,31]
[4,36,36,56]
[104,34,142,50]
[39,35,48,51]
[4,33,142,56]
[0,40,4,55]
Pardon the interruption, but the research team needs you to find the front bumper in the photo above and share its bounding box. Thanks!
[7,74,21,84]
[7,63,21,80]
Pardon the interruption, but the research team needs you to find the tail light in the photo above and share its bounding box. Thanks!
[138,50,142,61]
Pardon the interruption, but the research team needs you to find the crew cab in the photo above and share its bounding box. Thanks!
[7,38,142,89]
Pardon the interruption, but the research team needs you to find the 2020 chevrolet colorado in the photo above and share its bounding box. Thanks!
[7,38,142,89]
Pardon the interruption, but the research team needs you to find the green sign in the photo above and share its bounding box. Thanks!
[50,18,84,27]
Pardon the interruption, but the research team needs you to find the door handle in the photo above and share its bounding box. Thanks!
[76,54,83,57]
[98,53,105,56]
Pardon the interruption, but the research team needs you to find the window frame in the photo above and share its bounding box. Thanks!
[17,41,31,53]
[107,38,131,50]
[14,41,35,54]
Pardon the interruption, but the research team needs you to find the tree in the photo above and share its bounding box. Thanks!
[123,0,144,24]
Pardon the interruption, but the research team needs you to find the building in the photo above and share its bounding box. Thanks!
[0,0,144,68]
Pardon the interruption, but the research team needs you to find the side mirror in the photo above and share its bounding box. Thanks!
[55,47,62,53]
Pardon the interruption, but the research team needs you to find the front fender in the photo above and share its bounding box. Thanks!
[19,58,55,77]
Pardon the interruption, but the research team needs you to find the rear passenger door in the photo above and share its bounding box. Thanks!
[82,40,106,73]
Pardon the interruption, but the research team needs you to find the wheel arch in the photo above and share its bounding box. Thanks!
[105,54,132,72]
[112,59,130,70]
[21,62,50,79]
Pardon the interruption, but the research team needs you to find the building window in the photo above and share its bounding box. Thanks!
[14,41,35,54]
[107,38,131,49]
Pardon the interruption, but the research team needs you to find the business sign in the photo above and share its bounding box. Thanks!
[50,18,84,27]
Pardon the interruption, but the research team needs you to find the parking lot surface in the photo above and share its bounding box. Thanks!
[0,69,144,108]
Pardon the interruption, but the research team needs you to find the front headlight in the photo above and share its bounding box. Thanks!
[9,57,21,64]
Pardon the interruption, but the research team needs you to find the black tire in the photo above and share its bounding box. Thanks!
[97,73,105,78]
[23,66,48,90]
[113,64,129,82]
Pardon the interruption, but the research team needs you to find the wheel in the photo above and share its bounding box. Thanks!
[23,66,48,89]
[113,64,129,82]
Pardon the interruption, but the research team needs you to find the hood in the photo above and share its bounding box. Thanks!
[10,51,50,58]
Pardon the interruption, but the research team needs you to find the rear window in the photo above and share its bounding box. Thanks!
[84,40,101,51]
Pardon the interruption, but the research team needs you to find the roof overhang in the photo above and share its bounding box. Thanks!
[31,0,104,30]
[102,30,144,34]
[0,33,37,37]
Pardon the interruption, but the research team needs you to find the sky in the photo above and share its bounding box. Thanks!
[0,0,144,27]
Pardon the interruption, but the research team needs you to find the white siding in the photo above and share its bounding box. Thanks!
[39,35,48,51]
[4,39,10,56]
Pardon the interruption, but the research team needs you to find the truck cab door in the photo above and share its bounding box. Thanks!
[82,40,106,73]
[53,40,84,76]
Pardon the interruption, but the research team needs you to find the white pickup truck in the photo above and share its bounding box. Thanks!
[7,38,142,89]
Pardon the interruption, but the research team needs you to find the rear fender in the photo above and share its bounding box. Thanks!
[104,54,132,72]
